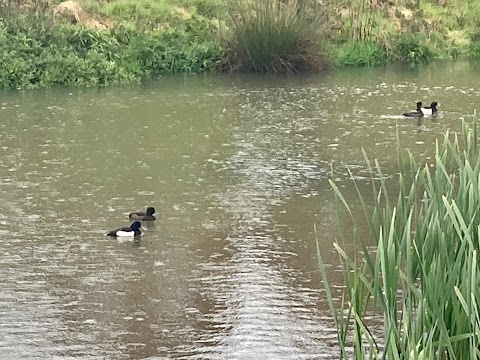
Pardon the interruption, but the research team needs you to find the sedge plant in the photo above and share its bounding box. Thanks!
[222,0,328,73]
[318,113,480,359]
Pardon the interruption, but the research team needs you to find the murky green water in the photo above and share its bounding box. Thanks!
[0,61,478,359]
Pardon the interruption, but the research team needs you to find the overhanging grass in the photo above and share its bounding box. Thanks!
[318,113,480,359]
[329,41,386,67]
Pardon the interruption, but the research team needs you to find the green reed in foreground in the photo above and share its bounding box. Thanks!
[318,113,480,359]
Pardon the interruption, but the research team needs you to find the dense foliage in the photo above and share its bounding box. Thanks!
[221,0,328,73]
[319,115,480,359]
[0,2,220,88]
[2,0,480,88]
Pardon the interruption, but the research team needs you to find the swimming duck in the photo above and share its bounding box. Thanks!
[403,102,424,118]
[107,221,142,237]
[129,207,156,221]
[421,101,438,116]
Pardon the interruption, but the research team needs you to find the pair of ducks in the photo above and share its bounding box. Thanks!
[106,207,156,238]
[403,101,438,118]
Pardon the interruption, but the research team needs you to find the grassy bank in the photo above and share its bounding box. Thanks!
[318,115,480,358]
[2,0,480,88]
[0,1,221,88]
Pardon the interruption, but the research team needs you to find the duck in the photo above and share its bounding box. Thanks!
[107,221,142,237]
[403,102,424,118]
[129,207,156,221]
[421,101,438,116]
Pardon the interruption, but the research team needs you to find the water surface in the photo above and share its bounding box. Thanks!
[0,61,478,359]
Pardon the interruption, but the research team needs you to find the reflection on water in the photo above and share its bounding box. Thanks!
[0,61,478,359]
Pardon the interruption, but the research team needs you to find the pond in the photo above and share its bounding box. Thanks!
[0,60,478,359]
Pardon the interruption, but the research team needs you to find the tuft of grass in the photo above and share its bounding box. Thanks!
[221,0,328,73]
[102,0,172,29]
[334,0,376,43]
[329,41,386,67]
[171,0,224,18]
[318,113,480,359]
[390,33,435,63]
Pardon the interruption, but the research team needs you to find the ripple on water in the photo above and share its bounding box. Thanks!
[181,230,339,359]
[3,65,474,359]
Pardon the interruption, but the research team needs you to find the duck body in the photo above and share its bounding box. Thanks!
[129,207,156,221]
[421,101,438,116]
[403,102,424,118]
[107,221,142,237]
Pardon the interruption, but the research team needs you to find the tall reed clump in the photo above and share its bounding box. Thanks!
[222,0,328,73]
[318,113,480,359]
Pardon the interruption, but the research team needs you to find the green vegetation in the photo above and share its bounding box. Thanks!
[329,41,386,67]
[324,0,480,66]
[0,0,220,88]
[221,0,327,72]
[2,0,480,88]
[318,114,480,359]
[390,33,434,63]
